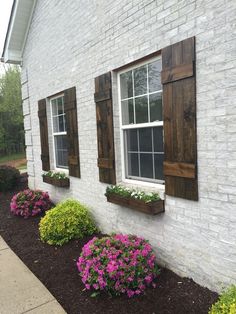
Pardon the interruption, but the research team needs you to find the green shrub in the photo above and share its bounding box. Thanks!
[209,286,236,314]
[39,199,98,246]
[0,165,20,192]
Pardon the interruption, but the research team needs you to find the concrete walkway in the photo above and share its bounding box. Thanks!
[0,236,66,314]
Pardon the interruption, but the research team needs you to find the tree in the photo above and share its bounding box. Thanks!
[0,66,24,155]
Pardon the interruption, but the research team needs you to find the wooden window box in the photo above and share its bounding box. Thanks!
[43,176,70,188]
[106,194,164,215]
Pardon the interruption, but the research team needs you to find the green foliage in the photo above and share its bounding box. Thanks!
[0,165,20,191]
[105,185,160,203]
[209,286,236,314]
[39,199,98,246]
[0,66,24,155]
[42,171,68,180]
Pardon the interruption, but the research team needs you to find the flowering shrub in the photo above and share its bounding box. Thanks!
[10,189,53,218]
[39,199,98,246]
[209,285,236,314]
[105,185,160,203]
[77,234,159,297]
[0,165,20,192]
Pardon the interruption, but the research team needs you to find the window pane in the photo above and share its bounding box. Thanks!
[55,135,68,168]
[149,93,162,122]
[63,115,67,131]
[134,65,147,96]
[127,153,139,177]
[57,150,68,168]
[58,115,65,132]
[126,129,138,152]
[135,96,148,123]
[57,97,63,115]
[55,135,67,150]
[154,154,164,180]
[140,154,153,179]
[52,99,57,116]
[153,127,164,152]
[53,116,59,132]
[120,71,133,99]
[148,59,162,93]
[122,99,134,125]
[139,128,152,152]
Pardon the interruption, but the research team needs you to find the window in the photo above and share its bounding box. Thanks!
[119,57,164,183]
[50,95,68,169]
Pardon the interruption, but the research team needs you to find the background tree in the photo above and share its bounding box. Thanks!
[0,65,24,156]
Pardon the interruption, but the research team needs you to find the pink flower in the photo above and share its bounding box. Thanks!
[10,189,53,218]
[127,290,135,298]
[77,234,159,297]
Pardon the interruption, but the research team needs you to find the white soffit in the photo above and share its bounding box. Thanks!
[1,0,37,64]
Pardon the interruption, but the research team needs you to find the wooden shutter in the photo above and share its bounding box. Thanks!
[38,99,50,171]
[161,37,198,201]
[94,72,116,184]
[64,87,80,178]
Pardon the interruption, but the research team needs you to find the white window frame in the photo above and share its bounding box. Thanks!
[50,94,69,172]
[117,55,165,190]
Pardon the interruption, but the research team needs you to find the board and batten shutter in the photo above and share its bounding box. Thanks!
[38,99,50,171]
[94,72,116,184]
[64,87,81,178]
[161,36,198,201]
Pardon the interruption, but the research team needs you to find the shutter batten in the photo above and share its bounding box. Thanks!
[161,62,194,84]
[64,87,81,178]
[95,72,116,184]
[38,99,50,171]
[162,37,198,201]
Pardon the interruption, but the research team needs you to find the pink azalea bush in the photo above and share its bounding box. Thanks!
[77,234,159,297]
[10,189,53,218]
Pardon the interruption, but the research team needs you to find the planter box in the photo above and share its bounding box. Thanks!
[43,176,70,187]
[106,193,164,215]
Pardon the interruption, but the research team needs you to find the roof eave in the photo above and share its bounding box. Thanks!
[1,0,36,65]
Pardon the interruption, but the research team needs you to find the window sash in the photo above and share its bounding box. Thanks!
[123,126,164,183]
[118,55,164,184]
[50,94,68,170]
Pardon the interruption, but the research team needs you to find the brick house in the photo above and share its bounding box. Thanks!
[2,0,236,292]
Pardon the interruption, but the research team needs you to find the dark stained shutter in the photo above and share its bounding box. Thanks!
[161,37,198,201]
[38,99,50,171]
[64,87,80,178]
[94,72,116,184]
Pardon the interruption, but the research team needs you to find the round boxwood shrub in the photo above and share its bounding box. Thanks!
[0,165,20,192]
[10,189,53,218]
[39,199,98,246]
[77,234,159,298]
[209,285,236,314]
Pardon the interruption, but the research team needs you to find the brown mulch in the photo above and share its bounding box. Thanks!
[0,178,218,314]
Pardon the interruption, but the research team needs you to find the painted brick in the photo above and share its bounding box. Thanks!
[22,99,30,115]
[21,0,236,293]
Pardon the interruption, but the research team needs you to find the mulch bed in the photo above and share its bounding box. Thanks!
[0,177,218,314]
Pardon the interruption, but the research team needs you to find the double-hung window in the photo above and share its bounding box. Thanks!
[50,95,68,169]
[119,57,164,184]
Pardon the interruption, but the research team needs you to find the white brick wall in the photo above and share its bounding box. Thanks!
[22,0,236,292]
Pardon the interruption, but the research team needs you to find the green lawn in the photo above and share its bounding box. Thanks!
[17,163,27,171]
[0,152,26,164]
[0,152,27,170]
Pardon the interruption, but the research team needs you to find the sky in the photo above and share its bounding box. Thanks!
[0,0,14,73]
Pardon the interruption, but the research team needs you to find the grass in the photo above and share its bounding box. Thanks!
[17,163,27,171]
[0,152,26,164]
[0,152,27,170]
